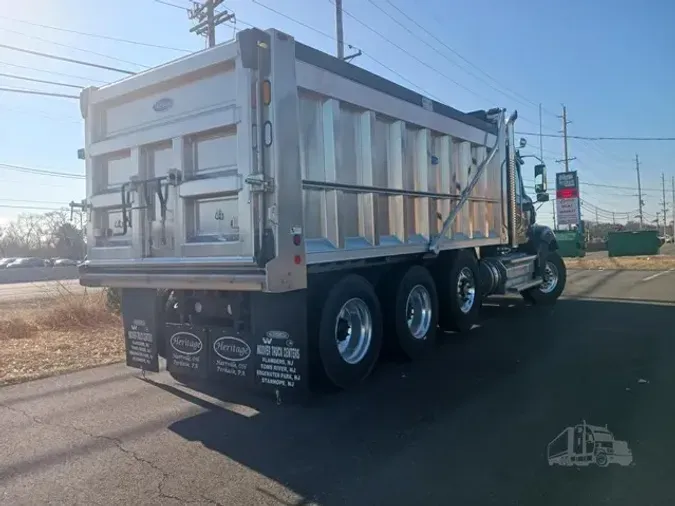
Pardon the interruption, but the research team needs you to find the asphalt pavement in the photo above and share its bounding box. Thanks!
[1,269,675,506]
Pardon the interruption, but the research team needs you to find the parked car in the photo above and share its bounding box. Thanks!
[53,258,79,267]
[0,257,17,268]
[6,257,47,268]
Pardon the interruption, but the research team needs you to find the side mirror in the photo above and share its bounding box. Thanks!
[536,193,550,203]
[534,163,547,193]
[519,138,527,148]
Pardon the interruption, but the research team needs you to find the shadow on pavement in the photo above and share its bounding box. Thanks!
[167,296,675,506]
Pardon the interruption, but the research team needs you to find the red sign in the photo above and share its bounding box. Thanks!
[556,188,579,200]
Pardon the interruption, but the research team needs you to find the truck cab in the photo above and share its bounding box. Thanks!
[515,138,550,238]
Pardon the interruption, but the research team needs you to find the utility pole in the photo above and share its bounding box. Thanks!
[333,0,361,61]
[556,105,576,173]
[635,154,644,229]
[335,0,344,59]
[188,0,233,48]
[539,103,556,229]
[660,172,668,237]
[555,105,576,230]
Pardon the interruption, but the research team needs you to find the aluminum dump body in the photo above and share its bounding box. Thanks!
[79,27,507,292]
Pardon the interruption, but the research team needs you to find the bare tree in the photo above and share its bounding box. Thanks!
[0,208,86,259]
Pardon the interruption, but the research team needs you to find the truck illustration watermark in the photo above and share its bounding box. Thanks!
[547,421,633,467]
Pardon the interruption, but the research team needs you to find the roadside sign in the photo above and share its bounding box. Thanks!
[556,171,580,226]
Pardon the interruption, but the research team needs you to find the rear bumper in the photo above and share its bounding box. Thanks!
[79,262,267,291]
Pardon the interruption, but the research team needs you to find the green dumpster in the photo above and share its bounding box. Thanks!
[555,230,586,258]
[607,230,661,257]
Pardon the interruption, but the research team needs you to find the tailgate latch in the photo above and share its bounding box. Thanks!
[245,173,275,193]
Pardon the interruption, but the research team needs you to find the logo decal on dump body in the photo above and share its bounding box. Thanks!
[263,330,290,345]
[153,97,174,112]
[169,332,203,355]
[213,336,251,362]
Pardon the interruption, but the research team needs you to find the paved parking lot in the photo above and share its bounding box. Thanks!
[1,269,674,506]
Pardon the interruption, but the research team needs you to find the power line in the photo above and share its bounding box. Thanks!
[0,72,84,89]
[242,1,540,132]
[0,59,108,84]
[0,87,79,99]
[155,0,191,10]
[0,162,84,179]
[3,178,73,189]
[0,204,65,211]
[0,197,71,204]
[517,131,675,142]
[580,198,638,217]
[578,181,664,193]
[250,1,361,55]
[0,26,149,69]
[0,14,192,53]
[327,0,501,105]
[386,1,559,119]
[0,43,135,75]
[377,0,545,114]
[0,104,80,124]
[328,0,547,130]
[242,2,442,99]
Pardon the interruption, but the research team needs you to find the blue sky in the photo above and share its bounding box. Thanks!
[0,0,673,229]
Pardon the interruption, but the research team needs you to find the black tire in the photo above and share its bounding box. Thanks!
[384,265,438,360]
[521,250,566,304]
[595,452,609,468]
[436,250,482,333]
[317,274,383,389]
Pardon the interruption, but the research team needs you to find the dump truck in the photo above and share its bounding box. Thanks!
[547,421,633,467]
[77,27,566,400]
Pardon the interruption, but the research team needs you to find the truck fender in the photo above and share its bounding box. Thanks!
[525,225,559,277]
[528,224,559,252]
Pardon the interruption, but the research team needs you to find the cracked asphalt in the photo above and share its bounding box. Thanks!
[1,268,675,506]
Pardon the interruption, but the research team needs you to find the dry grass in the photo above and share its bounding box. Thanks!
[565,255,675,271]
[0,283,124,386]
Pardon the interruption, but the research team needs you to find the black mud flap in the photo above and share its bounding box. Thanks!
[163,290,310,403]
[165,325,209,379]
[250,290,309,402]
[121,288,160,373]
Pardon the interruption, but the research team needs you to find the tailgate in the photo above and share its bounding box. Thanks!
[80,37,263,287]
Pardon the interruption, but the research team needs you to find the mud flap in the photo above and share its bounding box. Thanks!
[121,288,160,373]
[163,289,310,402]
[250,290,308,401]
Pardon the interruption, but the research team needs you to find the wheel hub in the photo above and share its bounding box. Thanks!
[456,267,476,314]
[406,284,432,340]
[334,298,373,365]
[539,261,559,294]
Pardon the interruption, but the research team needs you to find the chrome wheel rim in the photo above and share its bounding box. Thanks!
[406,284,432,340]
[457,267,476,314]
[539,262,559,294]
[335,298,372,365]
